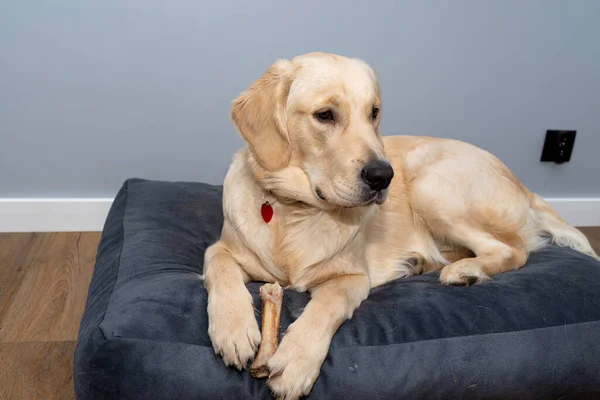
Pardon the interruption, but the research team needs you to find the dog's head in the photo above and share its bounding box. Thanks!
[231,52,393,208]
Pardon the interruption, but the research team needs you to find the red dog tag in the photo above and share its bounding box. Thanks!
[261,202,273,223]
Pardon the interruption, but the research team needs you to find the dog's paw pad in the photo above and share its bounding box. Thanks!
[465,275,478,286]
[439,260,489,286]
[447,280,467,286]
[406,257,425,274]
[443,274,481,286]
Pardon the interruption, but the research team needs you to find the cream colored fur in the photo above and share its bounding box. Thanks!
[203,52,598,400]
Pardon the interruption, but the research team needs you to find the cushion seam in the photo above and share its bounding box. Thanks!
[98,179,130,341]
[333,318,600,349]
[97,319,600,350]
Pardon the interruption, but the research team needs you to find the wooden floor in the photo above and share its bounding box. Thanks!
[0,232,101,400]
[0,228,599,399]
[581,227,600,255]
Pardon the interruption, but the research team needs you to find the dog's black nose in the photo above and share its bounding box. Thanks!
[361,160,394,191]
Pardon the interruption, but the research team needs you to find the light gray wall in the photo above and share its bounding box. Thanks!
[1,0,599,198]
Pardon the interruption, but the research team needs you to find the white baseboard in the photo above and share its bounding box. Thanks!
[545,198,600,228]
[0,198,114,233]
[0,197,598,233]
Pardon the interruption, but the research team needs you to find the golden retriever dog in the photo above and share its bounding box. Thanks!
[203,52,598,399]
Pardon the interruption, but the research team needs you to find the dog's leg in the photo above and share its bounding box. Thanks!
[203,242,261,370]
[437,225,527,286]
[267,274,370,400]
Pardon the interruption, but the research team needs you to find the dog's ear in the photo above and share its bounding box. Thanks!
[231,60,295,171]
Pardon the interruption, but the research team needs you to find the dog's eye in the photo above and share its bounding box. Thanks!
[314,110,334,123]
[371,106,380,120]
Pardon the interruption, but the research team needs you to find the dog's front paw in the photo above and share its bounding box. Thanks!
[207,290,261,370]
[266,324,327,400]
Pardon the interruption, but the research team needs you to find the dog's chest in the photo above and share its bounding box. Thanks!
[270,205,371,289]
[231,201,363,287]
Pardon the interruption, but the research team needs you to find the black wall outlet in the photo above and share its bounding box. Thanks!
[540,130,576,164]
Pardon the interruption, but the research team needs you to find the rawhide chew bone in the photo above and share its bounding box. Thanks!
[250,282,283,378]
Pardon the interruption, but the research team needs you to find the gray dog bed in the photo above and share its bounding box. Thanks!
[74,178,600,399]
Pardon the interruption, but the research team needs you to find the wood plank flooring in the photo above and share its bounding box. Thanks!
[0,229,598,399]
[0,341,77,399]
[0,232,101,400]
[579,227,600,255]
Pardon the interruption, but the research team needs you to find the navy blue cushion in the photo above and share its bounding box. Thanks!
[74,178,600,399]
